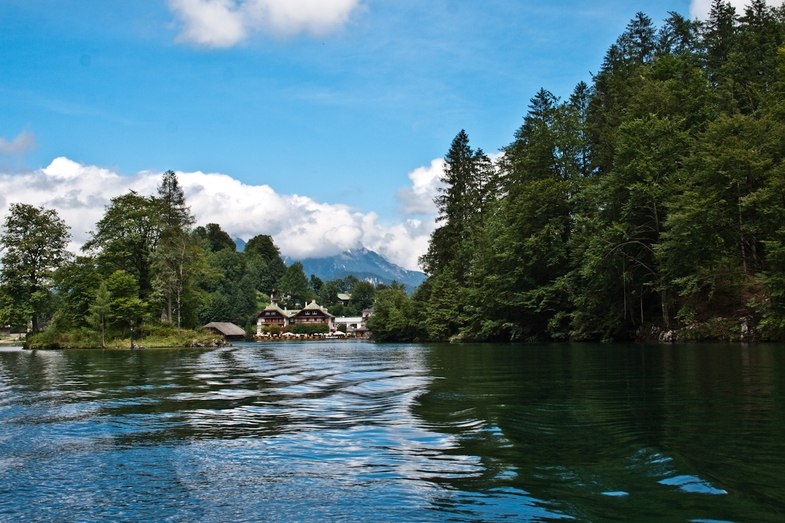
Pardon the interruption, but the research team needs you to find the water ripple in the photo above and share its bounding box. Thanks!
[1,342,784,521]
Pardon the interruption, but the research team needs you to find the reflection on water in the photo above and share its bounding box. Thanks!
[1,342,784,521]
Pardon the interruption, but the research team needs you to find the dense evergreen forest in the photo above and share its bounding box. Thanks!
[4,1,785,346]
[373,0,785,343]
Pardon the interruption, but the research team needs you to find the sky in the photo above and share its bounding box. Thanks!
[1,0,780,270]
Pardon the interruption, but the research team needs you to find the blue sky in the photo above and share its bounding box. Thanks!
[0,1,769,269]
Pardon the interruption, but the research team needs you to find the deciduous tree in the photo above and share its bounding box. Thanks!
[0,203,71,332]
[83,191,160,300]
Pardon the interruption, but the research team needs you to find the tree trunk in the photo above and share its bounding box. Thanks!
[660,288,670,330]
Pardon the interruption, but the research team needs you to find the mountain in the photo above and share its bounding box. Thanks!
[291,247,426,291]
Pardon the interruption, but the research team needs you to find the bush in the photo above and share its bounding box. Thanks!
[140,324,221,347]
[26,328,100,349]
[676,318,740,342]
[290,323,329,335]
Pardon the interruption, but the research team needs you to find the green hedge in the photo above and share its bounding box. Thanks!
[290,323,330,335]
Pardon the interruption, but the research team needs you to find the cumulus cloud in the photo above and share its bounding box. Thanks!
[690,0,785,19]
[0,157,436,270]
[0,131,36,156]
[168,0,362,47]
[396,158,444,215]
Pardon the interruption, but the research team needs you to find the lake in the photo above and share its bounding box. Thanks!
[1,341,784,522]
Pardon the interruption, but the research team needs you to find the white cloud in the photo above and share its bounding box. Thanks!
[396,158,444,215]
[0,157,149,252]
[0,131,36,156]
[168,0,362,47]
[361,216,433,272]
[690,0,785,20]
[0,157,436,271]
[168,0,248,47]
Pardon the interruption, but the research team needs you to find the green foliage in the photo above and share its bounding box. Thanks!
[83,191,160,299]
[193,223,236,252]
[244,234,286,292]
[0,203,71,332]
[195,248,258,326]
[486,89,574,340]
[157,170,195,231]
[142,324,222,347]
[51,256,100,330]
[367,287,421,342]
[317,279,342,307]
[11,6,785,345]
[420,130,490,282]
[152,171,199,329]
[403,5,785,343]
[88,281,111,347]
[25,327,99,350]
[349,281,375,312]
[4,169,294,346]
[290,323,329,335]
[415,129,497,341]
[105,270,148,333]
[671,317,742,342]
[151,228,200,328]
[0,286,28,333]
[276,262,311,309]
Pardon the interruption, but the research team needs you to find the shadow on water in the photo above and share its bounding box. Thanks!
[410,342,785,522]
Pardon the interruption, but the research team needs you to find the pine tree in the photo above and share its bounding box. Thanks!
[417,130,492,340]
[475,90,573,340]
[420,130,485,282]
[153,170,197,329]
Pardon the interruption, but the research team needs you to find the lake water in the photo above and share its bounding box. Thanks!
[1,341,784,522]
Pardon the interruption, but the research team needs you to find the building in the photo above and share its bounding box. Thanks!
[334,316,363,333]
[256,300,334,337]
[334,308,373,338]
[290,300,335,329]
[256,303,295,330]
[203,322,246,341]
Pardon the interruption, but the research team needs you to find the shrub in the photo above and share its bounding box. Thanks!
[290,323,329,335]
[26,328,100,349]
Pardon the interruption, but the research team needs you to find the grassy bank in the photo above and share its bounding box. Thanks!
[23,326,233,350]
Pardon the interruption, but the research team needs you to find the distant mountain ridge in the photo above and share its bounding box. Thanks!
[289,247,426,291]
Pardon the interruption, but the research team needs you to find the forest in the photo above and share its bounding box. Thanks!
[0,171,379,348]
[3,1,785,346]
[372,0,785,343]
